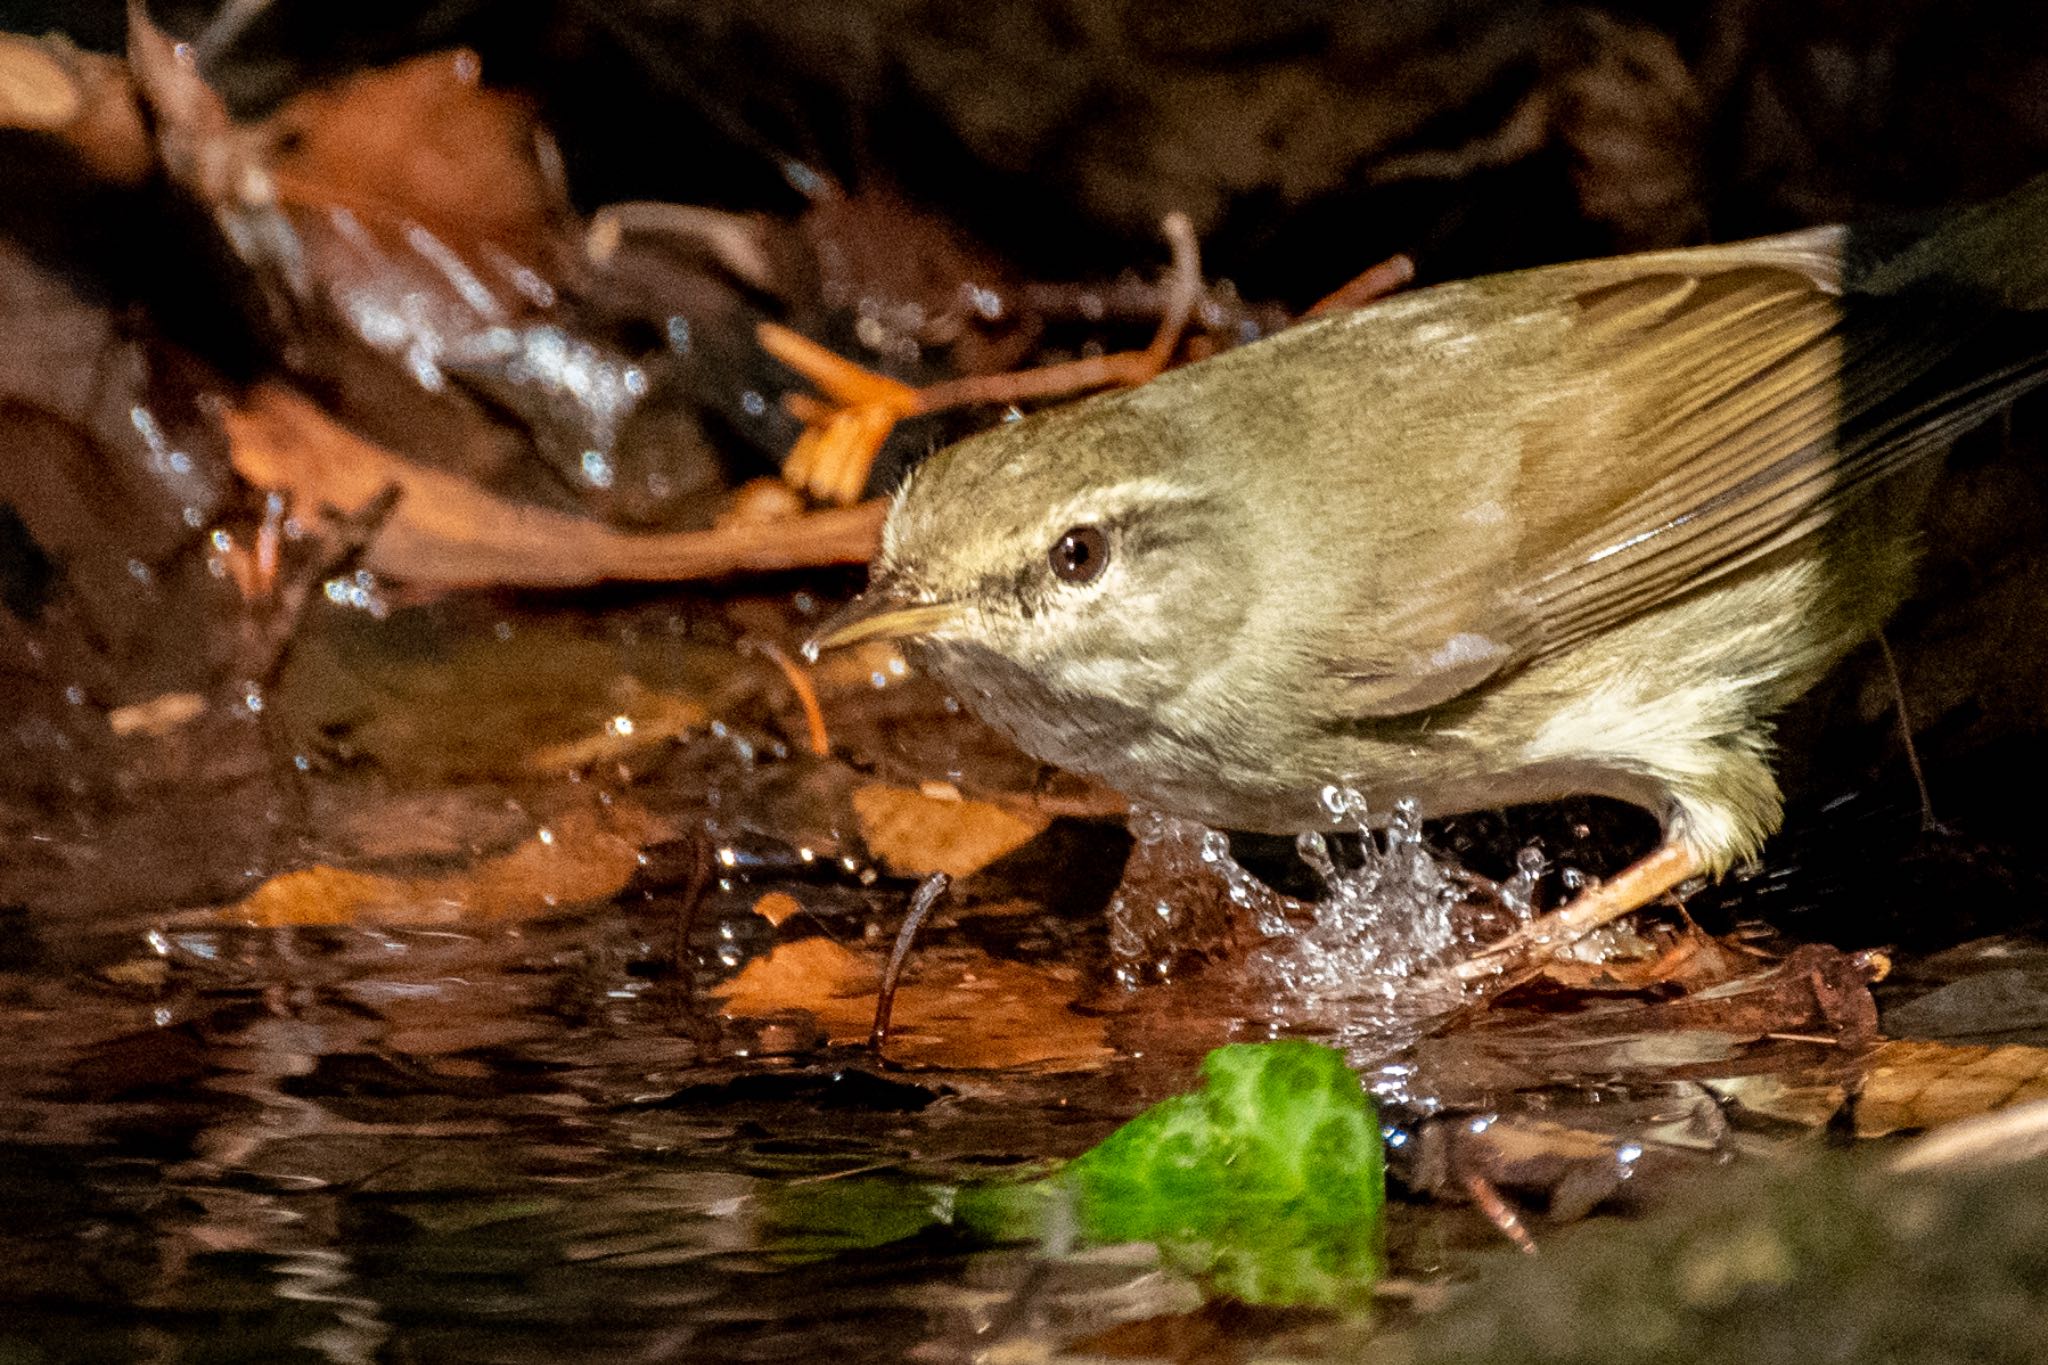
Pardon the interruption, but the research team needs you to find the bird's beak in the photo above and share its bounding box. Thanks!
[802,580,961,660]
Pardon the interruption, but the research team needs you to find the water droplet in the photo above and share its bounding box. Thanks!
[782,160,826,196]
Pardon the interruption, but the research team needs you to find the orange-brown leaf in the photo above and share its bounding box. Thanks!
[222,803,660,926]
[1856,1039,2048,1137]
[851,782,1050,879]
[225,383,883,587]
[715,937,1108,1070]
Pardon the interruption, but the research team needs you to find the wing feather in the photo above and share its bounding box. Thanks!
[1320,235,2044,716]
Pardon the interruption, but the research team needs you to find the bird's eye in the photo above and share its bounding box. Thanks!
[1048,525,1109,585]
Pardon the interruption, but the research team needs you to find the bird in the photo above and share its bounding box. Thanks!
[807,174,2048,973]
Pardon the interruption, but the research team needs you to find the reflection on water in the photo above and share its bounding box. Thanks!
[0,891,1177,1364]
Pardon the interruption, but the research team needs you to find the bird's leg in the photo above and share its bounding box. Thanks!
[1448,840,1701,984]
[757,212,1205,506]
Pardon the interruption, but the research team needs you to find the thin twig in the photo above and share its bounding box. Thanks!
[745,638,831,758]
[906,209,1208,412]
[1140,210,1204,372]
[1876,631,1938,831]
[253,483,405,851]
[1305,253,1418,317]
[666,830,717,1041]
[869,872,950,1057]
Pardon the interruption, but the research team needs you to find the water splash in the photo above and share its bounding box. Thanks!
[1107,789,1549,1014]
[1106,807,1293,989]
[1251,790,1467,1005]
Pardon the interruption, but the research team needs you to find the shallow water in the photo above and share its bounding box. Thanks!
[0,886,1161,1362]
[3,592,2044,1363]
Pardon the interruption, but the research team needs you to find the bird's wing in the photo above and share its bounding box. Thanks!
[1324,234,2038,716]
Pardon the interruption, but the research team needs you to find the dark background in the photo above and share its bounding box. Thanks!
[21,0,2048,295]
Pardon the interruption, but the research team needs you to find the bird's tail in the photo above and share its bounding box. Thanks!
[1854,171,2048,311]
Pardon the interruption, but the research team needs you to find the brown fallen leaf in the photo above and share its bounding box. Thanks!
[225,382,883,586]
[104,691,207,738]
[1412,944,1882,1101]
[0,214,240,703]
[1699,1072,1852,1130]
[0,31,153,182]
[1399,1088,1741,1224]
[1526,924,1763,996]
[850,781,1051,879]
[522,681,709,774]
[1855,1039,2048,1137]
[219,802,662,926]
[714,935,1108,1070]
[127,15,794,530]
[751,891,803,927]
[257,46,563,271]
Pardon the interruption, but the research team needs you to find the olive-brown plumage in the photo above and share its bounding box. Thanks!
[817,178,2048,906]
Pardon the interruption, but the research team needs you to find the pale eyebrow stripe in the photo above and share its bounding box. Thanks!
[1046,475,1214,529]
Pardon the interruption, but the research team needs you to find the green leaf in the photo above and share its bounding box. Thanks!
[1059,1041,1385,1309]
[757,1171,957,1262]
[753,1043,1386,1309]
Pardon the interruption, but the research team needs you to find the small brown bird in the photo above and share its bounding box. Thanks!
[810,177,2048,968]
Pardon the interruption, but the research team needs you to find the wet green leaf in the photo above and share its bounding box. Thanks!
[1057,1040,1386,1308]
[759,1172,958,1262]
[757,1043,1387,1309]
